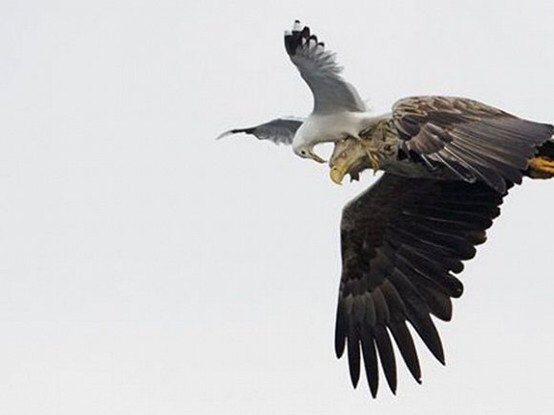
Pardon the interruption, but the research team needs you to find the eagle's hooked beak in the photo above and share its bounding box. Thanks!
[330,164,347,185]
[329,138,368,185]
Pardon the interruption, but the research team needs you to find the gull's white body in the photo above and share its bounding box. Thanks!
[292,111,396,156]
[292,111,375,155]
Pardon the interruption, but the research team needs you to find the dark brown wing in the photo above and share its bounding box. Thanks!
[335,173,506,397]
[393,96,554,193]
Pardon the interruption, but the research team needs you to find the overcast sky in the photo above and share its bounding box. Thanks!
[1,0,554,414]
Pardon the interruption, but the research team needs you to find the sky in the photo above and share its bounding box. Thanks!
[1,0,554,413]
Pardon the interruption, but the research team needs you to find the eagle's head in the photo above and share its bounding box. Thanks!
[329,137,369,184]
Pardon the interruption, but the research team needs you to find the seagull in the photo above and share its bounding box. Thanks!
[218,19,381,164]
[218,20,554,398]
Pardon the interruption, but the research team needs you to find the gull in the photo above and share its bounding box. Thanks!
[218,19,380,166]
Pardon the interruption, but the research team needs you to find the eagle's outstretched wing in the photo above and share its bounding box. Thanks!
[392,96,554,193]
[284,21,365,114]
[217,117,303,145]
[336,173,506,397]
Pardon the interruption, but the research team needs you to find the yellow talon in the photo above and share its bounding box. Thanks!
[528,156,554,179]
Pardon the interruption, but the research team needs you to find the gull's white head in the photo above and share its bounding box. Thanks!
[293,144,326,163]
[292,135,326,163]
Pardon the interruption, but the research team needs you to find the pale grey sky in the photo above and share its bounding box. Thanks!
[1,0,553,414]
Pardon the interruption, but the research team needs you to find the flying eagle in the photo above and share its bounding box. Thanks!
[218,20,554,398]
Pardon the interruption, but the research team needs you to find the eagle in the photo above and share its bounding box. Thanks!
[218,20,554,398]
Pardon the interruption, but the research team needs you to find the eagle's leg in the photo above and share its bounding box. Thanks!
[528,156,554,178]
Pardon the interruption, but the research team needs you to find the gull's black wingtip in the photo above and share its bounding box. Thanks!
[284,20,314,57]
[215,127,254,140]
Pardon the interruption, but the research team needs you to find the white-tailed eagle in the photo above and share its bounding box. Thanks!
[218,20,554,398]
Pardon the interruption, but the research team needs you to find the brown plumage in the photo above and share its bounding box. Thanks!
[336,174,504,397]
[330,96,554,398]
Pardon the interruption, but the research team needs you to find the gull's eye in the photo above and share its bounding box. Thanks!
[300,150,307,156]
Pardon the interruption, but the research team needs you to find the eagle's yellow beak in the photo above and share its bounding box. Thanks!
[330,164,348,185]
[329,138,367,185]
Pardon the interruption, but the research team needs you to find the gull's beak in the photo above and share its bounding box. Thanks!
[329,138,367,185]
[310,151,327,164]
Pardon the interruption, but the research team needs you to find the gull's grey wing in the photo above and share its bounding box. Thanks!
[217,117,303,145]
[284,21,365,114]
[336,173,506,397]
[392,96,554,193]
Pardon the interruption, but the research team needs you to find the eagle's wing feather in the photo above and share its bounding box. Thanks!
[336,173,506,397]
[284,21,365,114]
[393,96,554,193]
[217,117,303,145]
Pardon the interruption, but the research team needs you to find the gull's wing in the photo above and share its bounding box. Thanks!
[336,173,506,397]
[392,96,554,193]
[284,21,365,114]
[217,117,303,145]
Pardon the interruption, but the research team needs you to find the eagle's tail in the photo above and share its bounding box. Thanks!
[526,137,554,179]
